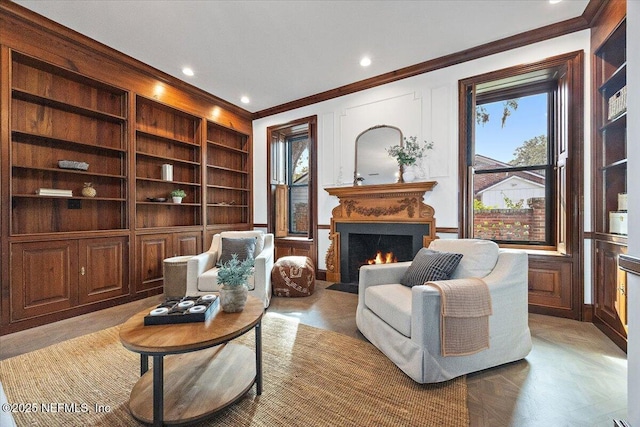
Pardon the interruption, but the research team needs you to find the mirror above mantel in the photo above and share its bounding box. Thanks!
[354,125,402,185]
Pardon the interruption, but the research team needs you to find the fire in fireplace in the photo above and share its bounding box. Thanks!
[366,251,397,265]
[337,222,429,284]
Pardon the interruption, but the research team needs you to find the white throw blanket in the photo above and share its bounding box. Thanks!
[425,278,492,356]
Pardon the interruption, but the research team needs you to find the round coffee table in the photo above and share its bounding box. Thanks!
[119,295,263,426]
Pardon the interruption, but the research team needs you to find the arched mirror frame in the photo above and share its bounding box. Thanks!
[354,125,403,185]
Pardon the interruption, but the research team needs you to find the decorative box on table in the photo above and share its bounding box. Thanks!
[144,295,219,325]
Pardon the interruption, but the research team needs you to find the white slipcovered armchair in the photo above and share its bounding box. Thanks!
[186,230,274,308]
[356,239,532,383]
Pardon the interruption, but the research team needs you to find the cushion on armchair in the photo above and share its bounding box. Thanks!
[219,231,264,255]
[400,248,463,287]
[429,239,499,279]
[218,237,256,265]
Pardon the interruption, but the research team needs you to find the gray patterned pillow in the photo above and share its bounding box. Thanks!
[400,248,463,287]
[218,237,256,265]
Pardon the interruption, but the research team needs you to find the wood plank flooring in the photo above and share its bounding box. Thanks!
[0,281,628,426]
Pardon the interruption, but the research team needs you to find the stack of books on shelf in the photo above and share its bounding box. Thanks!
[36,188,73,197]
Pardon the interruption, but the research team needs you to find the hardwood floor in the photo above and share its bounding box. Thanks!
[0,281,628,426]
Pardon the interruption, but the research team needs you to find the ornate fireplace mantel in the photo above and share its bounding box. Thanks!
[324,181,437,283]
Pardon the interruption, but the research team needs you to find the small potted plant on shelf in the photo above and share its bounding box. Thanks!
[170,189,186,204]
[217,254,254,312]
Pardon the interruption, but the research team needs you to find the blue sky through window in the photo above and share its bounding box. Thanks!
[476,93,548,164]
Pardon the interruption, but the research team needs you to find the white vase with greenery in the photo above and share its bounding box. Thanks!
[217,254,254,312]
[386,136,433,183]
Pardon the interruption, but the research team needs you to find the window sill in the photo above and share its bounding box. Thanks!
[276,236,312,242]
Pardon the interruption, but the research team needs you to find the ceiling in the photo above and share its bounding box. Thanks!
[14,0,590,113]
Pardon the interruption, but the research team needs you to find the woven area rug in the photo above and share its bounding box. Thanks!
[0,314,468,426]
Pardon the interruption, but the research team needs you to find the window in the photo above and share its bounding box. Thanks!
[267,116,317,238]
[286,135,310,234]
[459,52,583,251]
[473,87,553,245]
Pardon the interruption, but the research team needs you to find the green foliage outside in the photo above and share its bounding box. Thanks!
[476,99,519,128]
[473,199,497,211]
[501,192,525,209]
[509,135,547,167]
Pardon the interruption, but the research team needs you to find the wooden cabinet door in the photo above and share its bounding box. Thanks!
[527,255,574,318]
[594,241,627,341]
[173,231,202,257]
[10,241,78,321]
[136,234,172,292]
[78,237,128,304]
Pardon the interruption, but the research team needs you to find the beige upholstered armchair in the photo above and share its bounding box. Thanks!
[357,239,532,383]
[186,230,274,308]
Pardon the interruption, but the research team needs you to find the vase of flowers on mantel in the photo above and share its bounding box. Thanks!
[386,136,433,183]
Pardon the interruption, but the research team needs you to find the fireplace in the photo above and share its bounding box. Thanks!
[338,222,428,283]
[324,182,437,283]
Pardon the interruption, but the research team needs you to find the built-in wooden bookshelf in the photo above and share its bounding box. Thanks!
[8,51,130,323]
[206,121,251,229]
[592,7,627,351]
[135,96,202,229]
[10,52,128,234]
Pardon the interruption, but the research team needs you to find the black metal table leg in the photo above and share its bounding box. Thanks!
[255,320,262,395]
[140,354,149,376]
[153,355,164,427]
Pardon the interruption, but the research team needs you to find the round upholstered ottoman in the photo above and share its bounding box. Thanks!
[272,256,315,297]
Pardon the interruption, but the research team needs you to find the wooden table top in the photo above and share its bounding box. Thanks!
[119,295,263,355]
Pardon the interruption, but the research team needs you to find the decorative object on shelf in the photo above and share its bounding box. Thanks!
[170,189,186,204]
[58,160,89,171]
[81,182,96,198]
[618,193,627,211]
[161,164,173,181]
[36,188,72,197]
[386,136,433,183]
[147,197,166,202]
[609,211,628,235]
[217,253,254,312]
[608,85,627,120]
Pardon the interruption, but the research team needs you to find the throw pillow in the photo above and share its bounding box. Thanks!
[400,248,463,287]
[218,237,256,265]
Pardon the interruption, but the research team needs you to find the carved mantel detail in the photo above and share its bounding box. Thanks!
[324,182,437,283]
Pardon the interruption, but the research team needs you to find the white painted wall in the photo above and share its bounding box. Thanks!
[626,2,639,425]
[253,31,591,286]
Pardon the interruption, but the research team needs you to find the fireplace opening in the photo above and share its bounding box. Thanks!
[337,222,429,285]
[346,233,412,283]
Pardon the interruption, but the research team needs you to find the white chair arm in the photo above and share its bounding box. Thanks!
[185,251,216,294]
[252,233,274,307]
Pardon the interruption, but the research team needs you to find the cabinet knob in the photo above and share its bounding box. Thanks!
[80,267,86,276]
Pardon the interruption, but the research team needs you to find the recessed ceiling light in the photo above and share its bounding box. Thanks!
[240,96,250,104]
[182,67,194,76]
[360,57,372,67]
[549,0,562,4]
